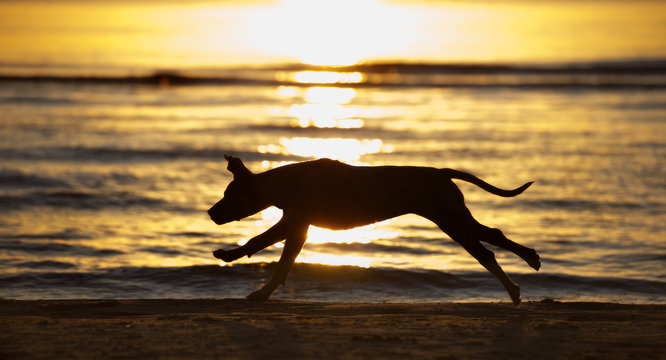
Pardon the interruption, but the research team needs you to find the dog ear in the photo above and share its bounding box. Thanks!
[224,155,253,179]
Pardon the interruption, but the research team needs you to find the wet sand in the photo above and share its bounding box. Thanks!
[1,299,664,359]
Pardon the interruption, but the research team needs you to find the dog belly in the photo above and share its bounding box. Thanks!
[304,193,413,230]
[308,211,398,230]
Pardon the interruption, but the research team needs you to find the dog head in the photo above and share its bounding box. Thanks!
[208,155,267,225]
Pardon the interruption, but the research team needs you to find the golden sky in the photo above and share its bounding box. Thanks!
[0,0,664,68]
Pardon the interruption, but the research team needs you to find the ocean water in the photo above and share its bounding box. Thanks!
[1,0,665,303]
[2,62,665,303]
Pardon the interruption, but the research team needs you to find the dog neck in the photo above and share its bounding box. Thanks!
[253,166,302,211]
[251,170,278,209]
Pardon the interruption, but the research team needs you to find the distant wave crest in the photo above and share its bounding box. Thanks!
[2,60,666,88]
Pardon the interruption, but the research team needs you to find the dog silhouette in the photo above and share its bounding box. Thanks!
[209,155,540,304]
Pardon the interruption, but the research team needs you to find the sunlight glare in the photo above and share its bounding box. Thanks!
[261,206,398,245]
[276,86,300,98]
[281,86,365,129]
[251,0,414,66]
[307,221,398,245]
[268,137,390,161]
[305,87,356,104]
[261,206,283,222]
[280,71,364,84]
[287,104,363,129]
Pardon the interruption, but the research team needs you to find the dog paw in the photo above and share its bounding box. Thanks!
[508,283,521,306]
[526,249,541,271]
[246,289,271,302]
[213,249,241,262]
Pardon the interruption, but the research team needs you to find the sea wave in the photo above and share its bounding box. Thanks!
[0,230,91,241]
[0,190,171,211]
[2,241,124,257]
[0,146,295,163]
[0,169,69,189]
[1,263,664,303]
[509,198,666,213]
[2,60,665,88]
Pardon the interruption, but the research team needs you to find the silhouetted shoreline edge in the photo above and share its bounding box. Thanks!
[1,299,664,359]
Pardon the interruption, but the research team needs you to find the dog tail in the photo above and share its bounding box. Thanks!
[443,169,533,197]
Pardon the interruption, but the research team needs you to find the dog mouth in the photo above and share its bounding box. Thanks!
[208,208,241,225]
[210,217,225,225]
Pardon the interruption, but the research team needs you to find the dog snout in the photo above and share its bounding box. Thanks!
[208,207,223,225]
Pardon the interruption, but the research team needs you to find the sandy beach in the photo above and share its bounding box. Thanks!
[1,299,664,359]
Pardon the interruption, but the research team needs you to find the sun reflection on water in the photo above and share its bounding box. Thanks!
[287,105,364,129]
[304,87,356,104]
[265,82,393,161]
[307,221,397,245]
[259,137,392,162]
[274,70,365,85]
[279,86,366,129]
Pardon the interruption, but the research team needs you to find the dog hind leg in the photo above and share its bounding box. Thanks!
[428,212,522,305]
[455,238,521,305]
[478,226,541,271]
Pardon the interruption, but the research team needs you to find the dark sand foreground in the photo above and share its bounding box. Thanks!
[1,299,665,359]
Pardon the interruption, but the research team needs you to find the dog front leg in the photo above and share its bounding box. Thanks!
[213,218,286,262]
[247,219,309,301]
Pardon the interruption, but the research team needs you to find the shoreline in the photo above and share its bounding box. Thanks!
[1,299,665,359]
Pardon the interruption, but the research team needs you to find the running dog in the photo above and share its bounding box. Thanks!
[208,155,540,305]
